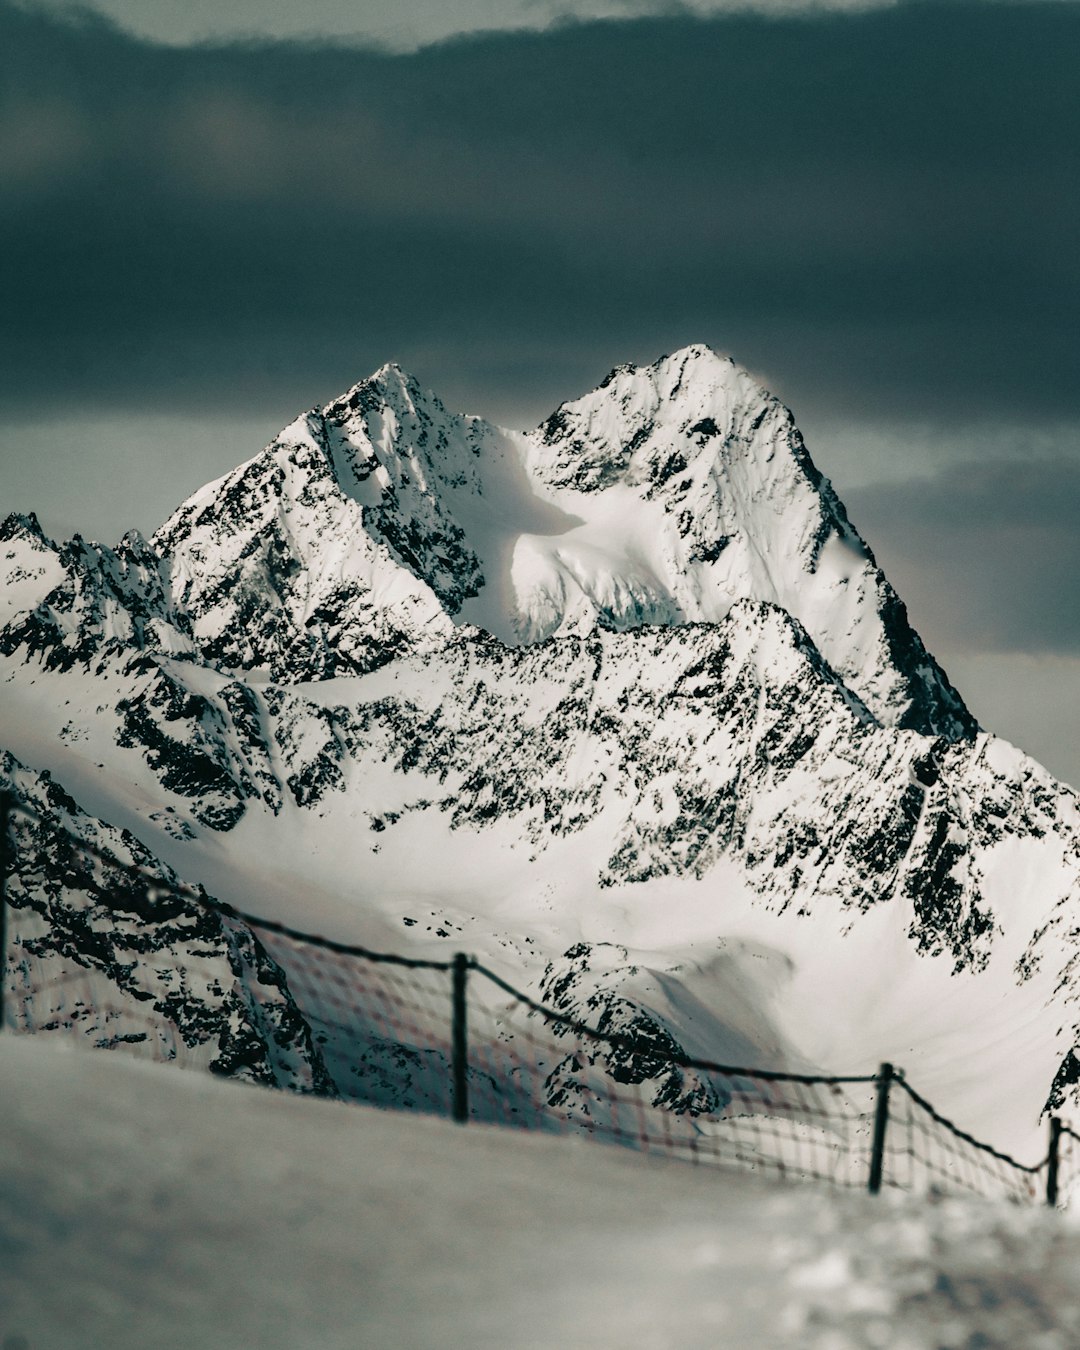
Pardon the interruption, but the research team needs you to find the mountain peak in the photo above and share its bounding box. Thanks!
[533,344,779,477]
[365,360,418,397]
[0,510,51,547]
[322,361,449,432]
[136,349,975,736]
[642,342,740,386]
[591,343,751,402]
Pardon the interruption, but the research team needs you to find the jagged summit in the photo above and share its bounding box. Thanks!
[325,360,441,421]
[144,346,973,736]
[538,344,758,440]
[1,510,51,545]
[1,348,971,736]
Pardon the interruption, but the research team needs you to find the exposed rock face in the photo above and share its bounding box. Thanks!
[0,345,1077,1154]
[533,942,731,1120]
[1,751,332,1094]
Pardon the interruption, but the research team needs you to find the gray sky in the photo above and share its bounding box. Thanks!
[12,0,907,49]
[1,0,1078,785]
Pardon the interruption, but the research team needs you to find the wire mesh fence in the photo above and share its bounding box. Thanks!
[1057,1125,1080,1206]
[884,1075,1046,1204]
[0,791,1073,1206]
[252,923,458,1115]
[465,960,879,1187]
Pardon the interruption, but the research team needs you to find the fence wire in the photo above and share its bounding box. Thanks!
[0,794,1073,1205]
[884,1076,1045,1204]
[1059,1126,1080,1206]
[251,926,457,1112]
[466,961,878,1188]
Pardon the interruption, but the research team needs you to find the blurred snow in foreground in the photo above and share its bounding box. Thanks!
[1,1036,1078,1349]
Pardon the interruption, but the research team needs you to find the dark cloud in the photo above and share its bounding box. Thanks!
[847,457,1080,655]
[0,0,1078,430]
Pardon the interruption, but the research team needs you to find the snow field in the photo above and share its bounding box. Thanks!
[3,1035,1080,1350]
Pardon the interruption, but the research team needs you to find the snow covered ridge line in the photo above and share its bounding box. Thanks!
[0,344,972,736]
[1,794,1073,1207]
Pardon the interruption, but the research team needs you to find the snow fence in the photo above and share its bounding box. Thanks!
[2,794,1076,1207]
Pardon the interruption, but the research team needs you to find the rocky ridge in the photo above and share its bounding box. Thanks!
[0,750,331,1093]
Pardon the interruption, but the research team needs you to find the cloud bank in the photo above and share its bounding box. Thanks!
[7,0,905,52]
[2,0,1077,426]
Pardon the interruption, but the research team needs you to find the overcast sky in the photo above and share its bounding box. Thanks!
[1,0,1077,785]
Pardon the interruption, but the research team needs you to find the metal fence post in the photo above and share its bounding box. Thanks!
[1047,1116,1063,1207]
[451,952,470,1124]
[868,1062,894,1194]
[0,791,12,1034]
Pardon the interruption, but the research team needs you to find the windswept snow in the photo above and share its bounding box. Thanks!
[3,1035,1080,1350]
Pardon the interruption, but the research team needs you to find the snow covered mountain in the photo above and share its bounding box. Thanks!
[1,345,1077,1156]
[145,345,971,736]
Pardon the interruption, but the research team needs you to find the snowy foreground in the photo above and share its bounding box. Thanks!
[3,1039,1080,1350]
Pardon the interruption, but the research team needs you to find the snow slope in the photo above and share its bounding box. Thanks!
[2,1034,1079,1350]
